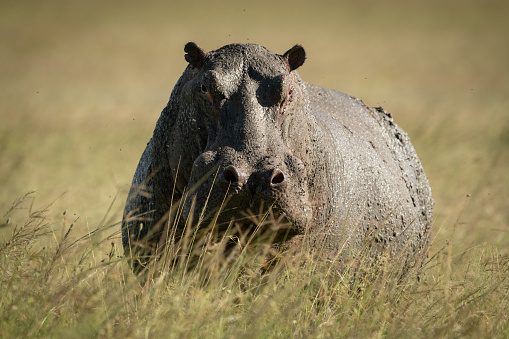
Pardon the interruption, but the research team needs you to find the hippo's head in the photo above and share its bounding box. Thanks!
[155,43,319,242]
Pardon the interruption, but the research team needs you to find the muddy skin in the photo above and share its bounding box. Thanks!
[122,42,433,274]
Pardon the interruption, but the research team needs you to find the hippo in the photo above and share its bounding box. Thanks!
[122,42,433,274]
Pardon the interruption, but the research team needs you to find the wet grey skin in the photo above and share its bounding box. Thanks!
[122,42,433,273]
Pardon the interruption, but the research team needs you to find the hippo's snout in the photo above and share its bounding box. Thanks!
[220,165,287,195]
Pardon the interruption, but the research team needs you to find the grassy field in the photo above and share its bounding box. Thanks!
[1,0,508,337]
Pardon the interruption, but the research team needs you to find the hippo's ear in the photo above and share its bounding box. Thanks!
[283,45,306,72]
[184,42,207,70]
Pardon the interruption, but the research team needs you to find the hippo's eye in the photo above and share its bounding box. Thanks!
[288,86,293,99]
[286,84,294,103]
[200,83,215,105]
[280,84,293,115]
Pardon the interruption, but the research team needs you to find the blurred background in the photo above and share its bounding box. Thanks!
[1,0,507,253]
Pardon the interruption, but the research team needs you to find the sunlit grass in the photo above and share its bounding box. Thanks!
[1,193,508,338]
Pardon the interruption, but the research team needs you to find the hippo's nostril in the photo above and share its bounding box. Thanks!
[223,165,241,184]
[271,169,286,186]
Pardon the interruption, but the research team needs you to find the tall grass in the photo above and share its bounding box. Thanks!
[1,193,508,338]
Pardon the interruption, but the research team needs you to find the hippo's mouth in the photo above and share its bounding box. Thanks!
[193,204,300,245]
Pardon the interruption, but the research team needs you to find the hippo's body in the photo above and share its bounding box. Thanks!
[122,43,433,272]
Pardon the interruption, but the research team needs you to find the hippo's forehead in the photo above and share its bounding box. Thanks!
[205,44,288,82]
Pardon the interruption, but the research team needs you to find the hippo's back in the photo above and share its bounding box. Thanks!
[306,83,433,260]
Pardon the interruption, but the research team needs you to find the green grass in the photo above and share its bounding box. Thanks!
[1,0,508,337]
[1,193,508,338]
